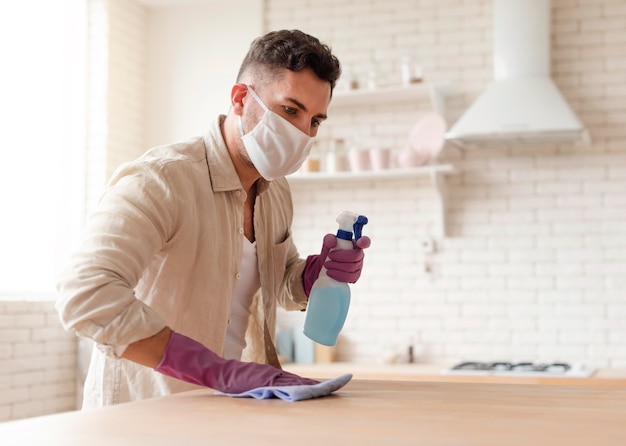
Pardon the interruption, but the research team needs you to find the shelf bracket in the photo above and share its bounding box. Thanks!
[429,170,449,238]
[428,85,447,120]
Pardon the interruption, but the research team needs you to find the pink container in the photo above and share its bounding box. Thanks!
[369,148,391,171]
[348,149,371,172]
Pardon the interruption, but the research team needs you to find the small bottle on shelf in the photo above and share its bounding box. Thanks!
[401,54,424,86]
[301,141,321,173]
[325,140,336,173]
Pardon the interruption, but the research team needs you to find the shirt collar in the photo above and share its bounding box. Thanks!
[203,115,270,195]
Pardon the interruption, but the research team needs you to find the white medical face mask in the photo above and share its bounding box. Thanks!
[239,86,315,181]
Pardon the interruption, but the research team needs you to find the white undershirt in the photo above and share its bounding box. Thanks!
[223,237,260,360]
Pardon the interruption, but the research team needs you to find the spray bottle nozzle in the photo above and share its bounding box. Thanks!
[353,215,368,241]
[335,211,368,241]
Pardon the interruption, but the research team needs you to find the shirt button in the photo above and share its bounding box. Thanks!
[235,191,242,197]
[239,228,244,234]
[235,273,241,280]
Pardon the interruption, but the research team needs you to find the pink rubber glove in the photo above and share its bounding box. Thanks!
[155,331,318,393]
[303,233,372,296]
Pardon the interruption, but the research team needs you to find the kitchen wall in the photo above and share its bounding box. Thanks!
[3,0,624,423]
[112,0,626,368]
[0,300,77,422]
[268,0,626,367]
[142,0,262,149]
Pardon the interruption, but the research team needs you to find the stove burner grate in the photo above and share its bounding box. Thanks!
[452,361,571,373]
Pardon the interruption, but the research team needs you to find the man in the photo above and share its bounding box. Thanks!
[56,29,371,408]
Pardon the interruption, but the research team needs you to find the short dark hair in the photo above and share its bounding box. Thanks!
[236,29,341,93]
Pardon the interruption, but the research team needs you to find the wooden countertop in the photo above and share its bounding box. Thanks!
[285,362,626,386]
[1,379,625,445]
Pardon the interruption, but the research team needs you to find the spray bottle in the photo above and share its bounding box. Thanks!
[303,211,368,346]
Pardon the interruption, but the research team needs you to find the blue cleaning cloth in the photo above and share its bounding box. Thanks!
[220,373,353,402]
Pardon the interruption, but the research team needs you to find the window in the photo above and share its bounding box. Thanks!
[0,1,87,296]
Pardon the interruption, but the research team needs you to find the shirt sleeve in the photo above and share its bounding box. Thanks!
[55,161,175,357]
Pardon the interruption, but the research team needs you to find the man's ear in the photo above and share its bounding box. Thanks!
[230,83,248,115]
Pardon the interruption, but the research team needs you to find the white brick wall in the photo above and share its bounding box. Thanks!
[105,0,147,178]
[85,0,148,214]
[0,300,77,422]
[268,0,626,368]
[0,0,149,423]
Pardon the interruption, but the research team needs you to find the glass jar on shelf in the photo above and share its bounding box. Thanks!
[325,138,349,173]
[400,54,423,86]
[300,141,321,173]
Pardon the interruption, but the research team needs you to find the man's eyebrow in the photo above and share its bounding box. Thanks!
[286,97,328,120]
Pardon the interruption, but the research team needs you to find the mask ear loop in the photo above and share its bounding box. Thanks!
[239,85,269,137]
[245,85,270,113]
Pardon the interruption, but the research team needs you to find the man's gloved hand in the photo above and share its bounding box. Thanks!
[155,331,319,394]
[303,233,372,296]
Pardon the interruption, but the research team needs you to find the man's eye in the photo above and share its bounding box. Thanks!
[283,106,297,115]
[311,118,322,128]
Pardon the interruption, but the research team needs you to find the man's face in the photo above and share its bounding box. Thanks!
[244,68,332,138]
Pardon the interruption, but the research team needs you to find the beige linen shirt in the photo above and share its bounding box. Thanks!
[56,116,309,407]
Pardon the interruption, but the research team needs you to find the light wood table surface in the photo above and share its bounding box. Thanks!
[1,379,625,445]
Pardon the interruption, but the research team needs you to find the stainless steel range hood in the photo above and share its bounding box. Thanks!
[445,0,589,146]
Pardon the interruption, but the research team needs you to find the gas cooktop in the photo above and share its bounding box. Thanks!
[443,361,595,378]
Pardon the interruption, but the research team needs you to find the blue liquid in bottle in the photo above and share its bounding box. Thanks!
[303,276,350,346]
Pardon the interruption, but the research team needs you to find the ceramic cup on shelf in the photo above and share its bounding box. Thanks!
[348,148,371,172]
[369,148,392,171]
[396,148,423,169]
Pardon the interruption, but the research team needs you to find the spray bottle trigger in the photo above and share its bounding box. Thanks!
[353,215,368,241]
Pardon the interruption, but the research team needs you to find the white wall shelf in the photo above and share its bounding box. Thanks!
[330,83,453,117]
[288,164,453,182]
[287,164,456,238]
[302,83,457,238]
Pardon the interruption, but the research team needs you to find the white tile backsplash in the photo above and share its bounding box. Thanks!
[268,0,626,368]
